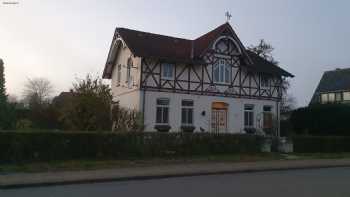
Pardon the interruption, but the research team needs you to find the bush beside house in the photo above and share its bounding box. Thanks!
[293,136,350,153]
[290,104,350,136]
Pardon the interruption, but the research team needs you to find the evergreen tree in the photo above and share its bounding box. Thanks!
[0,59,15,130]
[0,59,6,104]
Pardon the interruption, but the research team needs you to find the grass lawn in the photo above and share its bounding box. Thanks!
[1,153,350,174]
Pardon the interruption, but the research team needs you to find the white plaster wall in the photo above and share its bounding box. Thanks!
[115,90,142,111]
[143,91,278,133]
[111,45,141,101]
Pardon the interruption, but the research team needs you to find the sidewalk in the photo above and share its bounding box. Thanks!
[1,159,350,189]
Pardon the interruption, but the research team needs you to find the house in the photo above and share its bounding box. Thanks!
[102,23,293,135]
[310,68,350,105]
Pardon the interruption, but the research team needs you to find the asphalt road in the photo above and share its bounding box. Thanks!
[2,167,350,197]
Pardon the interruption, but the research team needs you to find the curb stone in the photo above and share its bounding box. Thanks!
[1,159,350,189]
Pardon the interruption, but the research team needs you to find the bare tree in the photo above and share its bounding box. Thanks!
[23,77,54,106]
[248,39,278,65]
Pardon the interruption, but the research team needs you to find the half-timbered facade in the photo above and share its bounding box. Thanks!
[103,23,293,134]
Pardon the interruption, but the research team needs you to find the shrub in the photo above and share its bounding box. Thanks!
[293,136,350,153]
[0,131,265,164]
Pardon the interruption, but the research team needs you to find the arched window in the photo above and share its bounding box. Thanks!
[213,59,231,83]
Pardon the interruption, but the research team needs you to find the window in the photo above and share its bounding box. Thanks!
[162,63,174,79]
[261,76,269,88]
[126,64,133,88]
[321,93,328,104]
[263,106,273,129]
[126,64,131,83]
[343,92,350,101]
[244,105,254,128]
[181,100,194,125]
[213,59,231,83]
[335,92,342,102]
[156,98,169,124]
[117,64,121,85]
[328,93,335,102]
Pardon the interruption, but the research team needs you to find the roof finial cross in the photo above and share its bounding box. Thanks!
[225,11,232,22]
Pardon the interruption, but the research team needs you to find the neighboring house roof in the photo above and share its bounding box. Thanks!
[310,68,350,104]
[103,23,293,79]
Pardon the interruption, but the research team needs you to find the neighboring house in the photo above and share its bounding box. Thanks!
[310,68,350,105]
[102,23,293,134]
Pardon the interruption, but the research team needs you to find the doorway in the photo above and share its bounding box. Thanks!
[211,102,228,133]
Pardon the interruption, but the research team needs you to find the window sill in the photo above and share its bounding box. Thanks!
[181,125,195,133]
[213,81,231,85]
[162,77,174,81]
[154,124,171,132]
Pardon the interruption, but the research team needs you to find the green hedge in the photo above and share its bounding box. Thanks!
[293,136,350,153]
[0,131,265,164]
[291,104,350,136]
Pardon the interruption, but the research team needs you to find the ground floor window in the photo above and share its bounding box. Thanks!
[244,104,254,128]
[263,106,273,129]
[181,100,194,125]
[156,98,169,124]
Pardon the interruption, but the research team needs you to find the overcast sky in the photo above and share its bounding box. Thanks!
[1,0,350,107]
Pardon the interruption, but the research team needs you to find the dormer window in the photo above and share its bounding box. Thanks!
[213,59,231,84]
[162,63,174,80]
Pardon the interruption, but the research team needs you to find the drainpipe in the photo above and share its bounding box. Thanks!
[276,100,280,137]
[142,89,146,128]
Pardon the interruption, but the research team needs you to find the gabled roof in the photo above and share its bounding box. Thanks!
[117,28,193,62]
[310,68,350,104]
[103,23,293,79]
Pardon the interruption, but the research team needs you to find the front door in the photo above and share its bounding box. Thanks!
[211,102,228,133]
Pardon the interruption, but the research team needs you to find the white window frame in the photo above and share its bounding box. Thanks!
[244,104,254,128]
[213,59,231,84]
[156,98,170,125]
[162,63,174,80]
[343,91,350,101]
[335,92,342,102]
[181,100,194,126]
[321,93,329,104]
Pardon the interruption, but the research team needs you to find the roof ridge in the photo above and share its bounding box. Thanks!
[325,67,350,72]
[116,27,192,41]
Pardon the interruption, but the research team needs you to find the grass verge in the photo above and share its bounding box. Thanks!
[1,153,350,174]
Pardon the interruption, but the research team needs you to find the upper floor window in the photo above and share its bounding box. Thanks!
[321,93,328,104]
[343,92,350,101]
[335,92,342,102]
[126,64,131,87]
[181,100,194,126]
[162,63,174,80]
[213,59,231,83]
[156,98,170,125]
[117,64,121,86]
[260,75,269,88]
